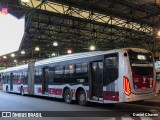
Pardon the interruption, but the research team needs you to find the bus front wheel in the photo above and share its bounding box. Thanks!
[77,90,87,106]
[64,89,72,104]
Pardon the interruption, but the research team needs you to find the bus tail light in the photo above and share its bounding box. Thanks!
[123,76,131,96]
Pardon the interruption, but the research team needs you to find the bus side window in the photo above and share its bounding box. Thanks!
[75,63,88,83]
[64,65,74,77]
[2,74,7,84]
[156,72,160,81]
[21,72,26,84]
[8,74,10,83]
[49,67,54,83]
[82,63,88,75]
[104,54,118,84]
[54,66,64,83]
[23,71,28,84]
[13,72,17,84]
[105,59,113,67]
[75,63,88,77]
[75,63,82,76]
[35,68,42,84]
[3,74,9,84]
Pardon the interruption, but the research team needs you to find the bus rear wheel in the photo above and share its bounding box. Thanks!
[64,89,72,104]
[77,90,87,106]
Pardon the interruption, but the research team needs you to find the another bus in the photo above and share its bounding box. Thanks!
[0,48,157,105]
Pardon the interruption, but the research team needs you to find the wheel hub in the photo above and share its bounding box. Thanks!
[80,94,85,102]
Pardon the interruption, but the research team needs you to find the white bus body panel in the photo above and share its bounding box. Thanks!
[0,48,157,104]
[119,49,156,102]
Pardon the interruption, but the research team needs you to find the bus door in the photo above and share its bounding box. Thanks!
[42,68,49,94]
[104,54,118,101]
[90,61,103,100]
[10,73,13,91]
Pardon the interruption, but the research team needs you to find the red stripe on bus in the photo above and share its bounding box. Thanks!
[103,91,119,101]
[17,87,20,91]
[38,87,42,93]
[23,87,28,92]
[17,86,28,92]
[49,88,62,95]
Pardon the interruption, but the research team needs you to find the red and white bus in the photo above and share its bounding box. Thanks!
[0,48,157,105]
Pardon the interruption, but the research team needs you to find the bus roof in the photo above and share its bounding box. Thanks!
[0,64,28,73]
[0,48,149,72]
[35,48,149,66]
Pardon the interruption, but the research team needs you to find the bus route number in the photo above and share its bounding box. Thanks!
[77,79,85,83]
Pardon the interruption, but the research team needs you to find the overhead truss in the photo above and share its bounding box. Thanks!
[0,0,160,67]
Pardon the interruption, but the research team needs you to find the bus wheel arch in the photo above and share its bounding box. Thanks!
[63,87,72,104]
[76,87,87,106]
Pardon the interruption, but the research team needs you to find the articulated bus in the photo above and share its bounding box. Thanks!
[0,48,157,105]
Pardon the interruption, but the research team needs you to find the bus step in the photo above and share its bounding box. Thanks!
[44,92,48,95]
[92,96,98,100]
[92,96,103,101]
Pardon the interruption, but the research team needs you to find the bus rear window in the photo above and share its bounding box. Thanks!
[128,50,154,76]
[132,66,153,76]
[128,50,153,64]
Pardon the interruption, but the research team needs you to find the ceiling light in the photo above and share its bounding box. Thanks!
[90,45,96,51]
[3,56,7,59]
[157,31,160,37]
[21,0,30,2]
[21,50,25,55]
[53,41,58,46]
[14,60,17,63]
[35,46,40,51]
[11,53,15,57]
[67,49,72,54]
[52,52,56,56]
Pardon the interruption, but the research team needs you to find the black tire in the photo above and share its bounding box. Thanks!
[77,90,87,106]
[20,87,24,96]
[64,89,72,104]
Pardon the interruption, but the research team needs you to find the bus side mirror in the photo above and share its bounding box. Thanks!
[124,52,127,57]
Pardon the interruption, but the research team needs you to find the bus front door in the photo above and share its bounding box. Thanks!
[10,73,13,91]
[90,61,103,101]
[42,68,49,94]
